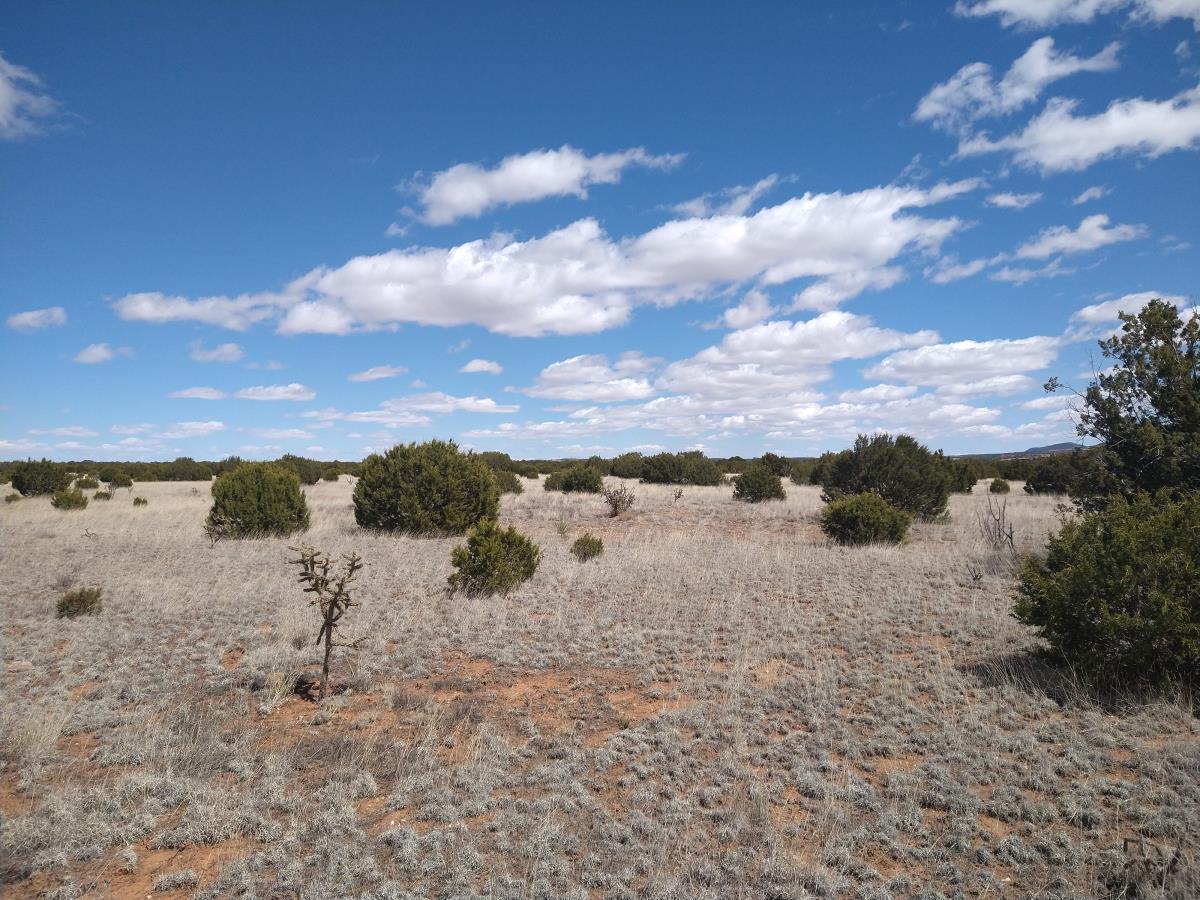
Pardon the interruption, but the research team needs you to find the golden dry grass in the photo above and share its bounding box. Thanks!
[1,477,1196,898]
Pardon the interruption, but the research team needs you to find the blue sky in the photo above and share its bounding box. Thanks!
[2,1,1198,462]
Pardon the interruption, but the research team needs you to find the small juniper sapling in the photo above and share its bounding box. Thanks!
[287,546,365,700]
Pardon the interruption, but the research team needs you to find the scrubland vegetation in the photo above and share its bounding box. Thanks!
[0,302,1196,897]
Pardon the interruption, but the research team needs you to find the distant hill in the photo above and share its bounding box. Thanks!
[955,441,1086,461]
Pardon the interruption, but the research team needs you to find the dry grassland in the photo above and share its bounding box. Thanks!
[1,478,1197,898]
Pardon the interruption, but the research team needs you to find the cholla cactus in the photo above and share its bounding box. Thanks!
[287,546,365,700]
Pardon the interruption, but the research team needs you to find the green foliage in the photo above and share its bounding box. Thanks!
[10,459,70,496]
[57,586,103,619]
[544,465,603,493]
[1015,492,1200,686]
[807,452,840,486]
[493,468,524,495]
[820,492,911,546]
[1022,450,1097,495]
[275,454,323,486]
[732,464,787,502]
[93,489,113,501]
[162,457,213,482]
[818,433,954,518]
[206,463,310,540]
[447,519,541,596]
[75,475,99,490]
[947,459,976,493]
[571,532,604,561]
[758,452,791,477]
[788,458,818,485]
[989,478,1011,494]
[609,451,645,479]
[105,470,133,488]
[1067,300,1200,510]
[4,492,19,503]
[132,496,148,506]
[354,440,499,535]
[602,483,636,516]
[640,451,724,486]
[478,451,539,479]
[321,467,341,482]
[51,488,88,510]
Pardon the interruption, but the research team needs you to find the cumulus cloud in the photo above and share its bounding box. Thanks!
[348,364,408,382]
[526,354,658,402]
[169,386,227,400]
[1073,185,1109,204]
[115,180,975,338]
[383,392,519,413]
[987,191,1043,209]
[1015,214,1146,258]
[241,427,314,440]
[459,358,503,374]
[1068,291,1190,336]
[838,384,919,402]
[925,255,995,284]
[235,383,316,401]
[959,85,1200,172]
[412,145,684,225]
[7,306,66,330]
[28,426,98,437]
[864,335,1060,389]
[158,420,225,439]
[953,0,1200,28]
[0,51,60,140]
[671,175,780,217]
[716,290,775,329]
[74,343,131,364]
[189,341,244,363]
[916,38,1119,134]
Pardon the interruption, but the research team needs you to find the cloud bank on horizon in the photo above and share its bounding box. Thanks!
[1,3,1197,462]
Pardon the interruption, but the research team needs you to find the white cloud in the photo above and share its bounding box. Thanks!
[526,354,657,402]
[460,358,503,374]
[116,180,976,339]
[987,191,1043,209]
[1069,290,1190,324]
[74,343,131,364]
[959,85,1200,173]
[838,384,919,402]
[717,290,775,329]
[989,258,1077,284]
[1015,214,1146,258]
[169,386,227,400]
[925,255,994,284]
[7,306,66,330]
[28,426,98,437]
[242,428,314,440]
[792,267,905,312]
[348,365,408,382]
[935,374,1039,396]
[158,420,226,439]
[383,392,519,413]
[953,0,1200,28]
[302,406,432,428]
[413,145,684,225]
[0,51,59,140]
[1073,185,1109,204]
[236,383,316,401]
[916,37,1119,134]
[110,423,155,435]
[671,175,780,217]
[1020,394,1073,410]
[189,341,244,363]
[865,335,1061,387]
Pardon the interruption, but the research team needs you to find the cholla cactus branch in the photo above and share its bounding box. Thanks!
[287,546,364,700]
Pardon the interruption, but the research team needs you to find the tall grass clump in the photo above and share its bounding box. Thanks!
[354,440,498,535]
[206,462,310,540]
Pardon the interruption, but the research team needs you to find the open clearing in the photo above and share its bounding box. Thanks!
[1,478,1197,898]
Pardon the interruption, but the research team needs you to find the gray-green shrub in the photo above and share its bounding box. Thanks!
[10,459,70,496]
[544,465,603,493]
[571,533,604,561]
[989,478,1011,494]
[51,488,88,510]
[354,440,498,535]
[732,464,786,502]
[820,492,911,545]
[57,587,102,618]
[206,462,310,539]
[447,519,541,596]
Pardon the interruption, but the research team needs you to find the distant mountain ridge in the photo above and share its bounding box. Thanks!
[954,441,1085,461]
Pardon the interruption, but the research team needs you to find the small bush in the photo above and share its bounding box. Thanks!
[162,457,213,482]
[601,484,636,516]
[5,493,19,504]
[493,469,524,495]
[51,488,88,510]
[133,496,148,506]
[57,587,102,619]
[640,451,724,486]
[10,459,70,496]
[1015,492,1200,686]
[75,476,99,490]
[206,463,310,540]
[321,468,341,482]
[107,471,133,488]
[355,440,498,535]
[93,489,114,501]
[544,465,603,493]
[571,533,604,561]
[733,464,786,503]
[818,433,955,518]
[447,519,541,596]
[275,454,323,486]
[820,492,911,546]
[989,478,1011,494]
[609,452,644,479]
[758,452,791,477]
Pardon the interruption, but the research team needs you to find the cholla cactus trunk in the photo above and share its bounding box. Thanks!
[288,546,364,700]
